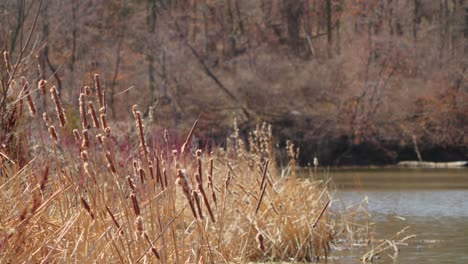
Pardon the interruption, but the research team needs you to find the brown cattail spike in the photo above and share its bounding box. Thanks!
[106,206,124,235]
[50,86,67,127]
[207,158,217,205]
[256,233,265,252]
[38,79,47,95]
[81,129,89,149]
[80,197,95,220]
[176,169,197,219]
[22,79,36,116]
[88,101,100,129]
[105,151,116,173]
[48,125,58,143]
[196,173,215,222]
[79,93,88,129]
[94,74,104,109]
[3,51,12,72]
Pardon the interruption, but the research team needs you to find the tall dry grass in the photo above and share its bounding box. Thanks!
[0,69,382,263]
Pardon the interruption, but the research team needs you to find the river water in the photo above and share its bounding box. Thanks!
[321,168,468,264]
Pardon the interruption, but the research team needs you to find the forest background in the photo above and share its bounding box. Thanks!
[1,0,467,165]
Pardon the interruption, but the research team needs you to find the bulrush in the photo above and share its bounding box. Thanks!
[94,74,104,109]
[207,158,217,206]
[130,193,144,234]
[256,233,265,252]
[139,168,146,184]
[105,127,111,137]
[133,106,148,159]
[196,172,215,222]
[88,101,100,129]
[127,175,136,192]
[72,129,81,146]
[96,134,104,145]
[84,86,91,96]
[105,151,116,173]
[154,154,163,188]
[48,125,58,143]
[50,86,66,127]
[181,119,198,155]
[81,129,89,149]
[106,206,124,235]
[3,51,12,72]
[176,169,197,219]
[196,149,203,185]
[80,150,88,162]
[144,233,160,260]
[100,107,108,130]
[79,93,88,129]
[38,79,47,95]
[80,197,95,220]
[21,78,36,116]
[192,189,204,220]
[42,112,51,126]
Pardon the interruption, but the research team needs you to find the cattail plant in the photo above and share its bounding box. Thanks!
[3,51,12,72]
[132,105,148,161]
[88,101,100,129]
[21,78,36,116]
[81,129,89,149]
[50,86,66,127]
[38,79,47,95]
[196,172,215,222]
[94,74,105,109]
[176,169,197,219]
[48,125,58,143]
[79,93,88,129]
[80,197,95,220]
[256,233,265,252]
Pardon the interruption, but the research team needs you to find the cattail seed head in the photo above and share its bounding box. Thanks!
[80,150,88,162]
[3,51,12,72]
[139,168,146,183]
[127,175,136,192]
[105,127,111,137]
[135,216,143,234]
[130,193,141,216]
[96,134,103,145]
[84,86,91,96]
[73,129,81,146]
[50,86,67,127]
[22,80,37,116]
[256,233,265,252]
[42,112,51,126]
[79,93,88,129]
[94,74,104,109]
[81,129,89,149]
[164,129,169,143]
[80,197,95,220]
[105,151,116,173]
[132,104,138,119]
[83,162,91,176]
[38,79,47,95]
[88,101,100,129]
[48,125,58,142]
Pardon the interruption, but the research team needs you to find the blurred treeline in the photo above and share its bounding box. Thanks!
[1,0,467,165]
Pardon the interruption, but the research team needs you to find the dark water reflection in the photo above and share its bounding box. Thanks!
[322,168,468,264]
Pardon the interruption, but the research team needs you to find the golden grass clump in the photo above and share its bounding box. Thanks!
[0,73,380,264]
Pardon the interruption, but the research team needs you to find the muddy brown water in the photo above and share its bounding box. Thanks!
[314,168,468,264]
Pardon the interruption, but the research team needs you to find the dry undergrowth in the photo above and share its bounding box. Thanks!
[0,67,398,263]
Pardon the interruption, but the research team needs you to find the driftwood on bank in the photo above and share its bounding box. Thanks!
[397,161,467,168]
